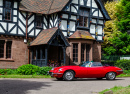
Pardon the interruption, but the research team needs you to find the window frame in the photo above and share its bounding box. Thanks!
[79,9,90,28]
[73,43,78,62]
[36,15,43,28]
[3,0,13,21]
[0,40,12,60]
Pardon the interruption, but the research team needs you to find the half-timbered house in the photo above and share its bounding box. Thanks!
[0,0,110,68]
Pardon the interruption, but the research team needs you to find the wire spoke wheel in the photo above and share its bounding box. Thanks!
[106,72,116,80]
[63,71,74,81]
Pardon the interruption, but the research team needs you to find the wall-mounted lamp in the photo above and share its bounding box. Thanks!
[24,39,27,43]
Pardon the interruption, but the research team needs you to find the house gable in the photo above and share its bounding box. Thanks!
[60,0,110,41]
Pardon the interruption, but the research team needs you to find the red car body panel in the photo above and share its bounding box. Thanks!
[49,65,123,79]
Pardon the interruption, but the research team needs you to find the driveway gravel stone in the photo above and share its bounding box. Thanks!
[0,77,130,94]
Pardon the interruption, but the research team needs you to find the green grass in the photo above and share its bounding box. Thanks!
[99,85,130,94]
[117,70,130,77]
[0,75,51,78]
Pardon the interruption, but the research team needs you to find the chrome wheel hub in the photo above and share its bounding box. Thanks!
[65,72,73,80]
[108,72,115,79]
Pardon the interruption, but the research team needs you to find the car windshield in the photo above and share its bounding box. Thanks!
[80,62,102,67]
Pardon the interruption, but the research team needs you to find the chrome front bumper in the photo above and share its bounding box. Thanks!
[48,71,63,76]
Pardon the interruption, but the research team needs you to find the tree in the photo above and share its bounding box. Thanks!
[103,32,130,55]
[102,0,130,55]
[115,0,130,32]
[102,1,118,48]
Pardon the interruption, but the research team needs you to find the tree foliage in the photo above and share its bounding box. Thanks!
[115,0,130,32]
[102,1,118,48]
[102,0,130,56]
[103,32,130,55]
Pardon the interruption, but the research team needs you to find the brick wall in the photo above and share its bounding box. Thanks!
[93,42,101,62]
[0,36,29,69]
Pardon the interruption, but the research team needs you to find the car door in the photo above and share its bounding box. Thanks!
[86,66,105,78]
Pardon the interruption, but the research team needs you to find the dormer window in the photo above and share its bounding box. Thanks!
[79,9,89,27]
[4,0,12,21]
[36,15,42,28]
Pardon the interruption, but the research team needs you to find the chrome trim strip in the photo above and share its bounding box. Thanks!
[116,70,123,72]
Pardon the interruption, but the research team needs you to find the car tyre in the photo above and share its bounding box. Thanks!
[56,78,63,81]
[63,71,74,81]
[106,72,116,80]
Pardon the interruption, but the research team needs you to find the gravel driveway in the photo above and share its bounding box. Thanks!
[0,77,130,94]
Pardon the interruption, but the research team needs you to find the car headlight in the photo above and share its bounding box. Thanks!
[59,68,63,72]
[51,68,54,70]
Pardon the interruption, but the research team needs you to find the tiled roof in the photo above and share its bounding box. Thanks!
[19,0,69,14]
[69,30,95,40]
[30,27,58,46]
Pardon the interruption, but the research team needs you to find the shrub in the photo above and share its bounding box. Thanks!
[114,59,130,70]
[17,64,40,75]
[6,69,17,75]
[38,66,52,75]
[0,69,7,75]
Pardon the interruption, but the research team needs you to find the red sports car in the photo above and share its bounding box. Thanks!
[49,62,123,81]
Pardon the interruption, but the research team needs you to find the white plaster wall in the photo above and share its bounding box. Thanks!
[18,28,23,35]
[0,26,4,33]
[80,0,84,5]
[90,24,95,34]
[54,14,58,27]
[61,20,67,30]
[36,29,40,36]
[98,20,103,24]
[0,22,7,31]
[66,5,70,11]
[49,18,53,28]
[71,6,78,13]
[92,35,95,39]
[97,36,102,40]
[19,21,25,33]
[44,17,47,29]
[14,2,17,8]
[28,23,34,33]
[8,23,15,31]
[97,25,102,34]
[69,21,75,31]
[0,8,3,13]
[70,15,77,20]
[70,32,73,36]
[62,31,67,36]
[19,12,26,25]
[10,26,17,34]
[87,0,91,6]
[13,17,17,22]
[92,19,96,23]
[0,15,2,20]
[99,10,103,17]
[72,0,78,4]
[29,30,34,36]
[92,0,98,8]
[13,10,17,15]
[28,15,34,25]
[62,14,68,19]
[93,11,98,16]
[0,0,3,6]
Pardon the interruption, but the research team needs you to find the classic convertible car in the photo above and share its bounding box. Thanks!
[49,62,123,81]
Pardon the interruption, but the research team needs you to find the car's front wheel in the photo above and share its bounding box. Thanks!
[63,71,74,81]
[106,72,116,80]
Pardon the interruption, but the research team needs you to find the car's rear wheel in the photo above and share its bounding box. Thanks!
[63,71,74,81]
[106,72,116,80]
[56,77,63,81]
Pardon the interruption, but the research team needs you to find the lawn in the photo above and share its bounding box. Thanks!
[99,85,130,94]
